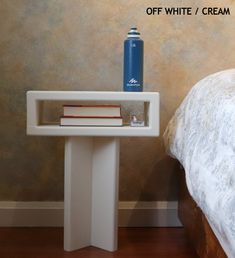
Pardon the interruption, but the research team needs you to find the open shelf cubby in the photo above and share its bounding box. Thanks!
[27,91,159,137]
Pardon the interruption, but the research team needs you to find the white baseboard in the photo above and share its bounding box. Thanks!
[119,201,181,227]
[0,201,181,227]
[0,202,64,227]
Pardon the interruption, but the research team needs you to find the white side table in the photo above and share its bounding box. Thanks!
[26,91,159,252]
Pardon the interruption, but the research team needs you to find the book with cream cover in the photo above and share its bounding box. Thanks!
[60,116,123,126]
[63,105,121,117]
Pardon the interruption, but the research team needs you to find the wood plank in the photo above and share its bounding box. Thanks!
[0,227,198,258]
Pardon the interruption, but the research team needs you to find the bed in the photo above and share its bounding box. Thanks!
[178,163,227,258]
[164,69,235,258]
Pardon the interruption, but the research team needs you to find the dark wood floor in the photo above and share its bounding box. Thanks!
[0,227,198,258]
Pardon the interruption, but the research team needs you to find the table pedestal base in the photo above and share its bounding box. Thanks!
[64,136,119,252]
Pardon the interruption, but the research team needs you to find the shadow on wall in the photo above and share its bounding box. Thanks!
[140,155,179,200]
[126,156,180,227]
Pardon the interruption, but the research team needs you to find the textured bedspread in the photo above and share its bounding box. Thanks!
[164,69,235,258]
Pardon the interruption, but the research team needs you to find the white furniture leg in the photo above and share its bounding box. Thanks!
[64,136,120,252]
[91,137,119,251]
[64,137,93,251]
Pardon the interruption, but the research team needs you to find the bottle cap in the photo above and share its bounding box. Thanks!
[127,27,140,38]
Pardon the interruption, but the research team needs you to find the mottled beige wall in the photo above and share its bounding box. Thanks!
[0,0,234,201]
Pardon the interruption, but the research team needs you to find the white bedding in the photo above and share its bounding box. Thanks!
[164,69,235,258]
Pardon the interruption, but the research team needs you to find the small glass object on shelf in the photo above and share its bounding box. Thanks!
[130,113,145,127]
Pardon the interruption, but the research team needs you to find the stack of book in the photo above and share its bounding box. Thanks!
[60,104,123,126]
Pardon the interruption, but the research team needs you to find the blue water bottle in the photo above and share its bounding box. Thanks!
[123,27,144,92]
